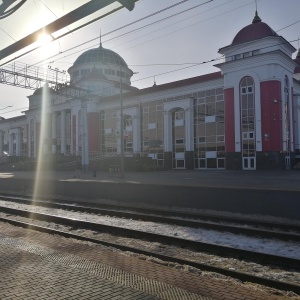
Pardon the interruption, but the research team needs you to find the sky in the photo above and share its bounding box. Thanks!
[0,0,300,119]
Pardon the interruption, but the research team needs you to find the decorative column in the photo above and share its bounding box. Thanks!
[0,131,3,156]
[81,101,89,171]
[184,103,194,152]
[60,110,66,155]
[51,112,57,154]
[15,128,21,156]
[184,103,194,170]
[8,133,13,156]
[71,106,80,156]
[123,107,141,153]
[132,109,141,153]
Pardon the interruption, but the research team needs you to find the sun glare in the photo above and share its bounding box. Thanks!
[37,33,53,47]
[32,85,52,200]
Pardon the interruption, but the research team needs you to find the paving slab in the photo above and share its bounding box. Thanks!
[0,222,294,300]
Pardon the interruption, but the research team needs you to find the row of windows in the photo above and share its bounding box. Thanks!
[232,49,260,61]
[72,68,129,78]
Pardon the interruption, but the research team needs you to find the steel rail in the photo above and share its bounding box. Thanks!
[3,193,299,231]
[0,205,299,271]
[1,195,300,242]
[0,215,299,295]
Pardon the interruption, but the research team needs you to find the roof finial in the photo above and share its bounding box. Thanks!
[99,29,102,48]
[153,76,157,86]
[252,0,261,23]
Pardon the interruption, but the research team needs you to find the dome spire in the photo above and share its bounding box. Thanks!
[252,0,261,23]
[252,10,261,23]
[99,29,102,48]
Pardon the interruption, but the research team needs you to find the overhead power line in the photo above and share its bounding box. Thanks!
[33,0,214,68]
[131,38,300,83]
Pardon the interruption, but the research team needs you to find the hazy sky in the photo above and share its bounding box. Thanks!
[0,0,299,119]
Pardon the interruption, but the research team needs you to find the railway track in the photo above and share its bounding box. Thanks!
[0,194,299,295]
[1,194,300,241]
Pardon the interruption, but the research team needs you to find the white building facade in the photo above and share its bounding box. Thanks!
[1,12,300,171]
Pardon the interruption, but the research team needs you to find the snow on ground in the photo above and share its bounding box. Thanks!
[0,199,299,260]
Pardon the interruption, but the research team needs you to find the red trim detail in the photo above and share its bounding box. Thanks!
[291,87,295,152]
[87,112,100,151]
[260,81,282,151]
[224,88,235,152]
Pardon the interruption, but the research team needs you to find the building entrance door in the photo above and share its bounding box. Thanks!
[285,155,291,169]
[243,157,256,170]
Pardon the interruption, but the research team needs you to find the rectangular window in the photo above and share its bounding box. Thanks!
[234,54,242,60]
[104,128,113,134]
[243,51,252,58]
[148,123,157,130]
[242,132,255,140]
[205,115,216,123]
[175,138,184,144]
[174,119,184,127]
[199,159,206,168]
[217,135,224,142]
[175,152,184,159]
[156,105,162,111]
[197,98,205,105]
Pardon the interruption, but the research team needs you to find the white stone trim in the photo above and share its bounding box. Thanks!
[163,98,194,152]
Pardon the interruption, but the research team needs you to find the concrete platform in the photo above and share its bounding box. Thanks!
[0,169,300,220]
[0,222,292,300]
[1,169,300,191]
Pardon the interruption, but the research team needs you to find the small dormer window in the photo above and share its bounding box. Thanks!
[243,51,252,58]
[105,69,115,75]
[234,54,243,60]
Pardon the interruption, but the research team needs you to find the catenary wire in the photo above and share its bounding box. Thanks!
[33,0,215,68]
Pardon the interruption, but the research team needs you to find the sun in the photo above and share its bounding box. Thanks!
[37,33,53,47]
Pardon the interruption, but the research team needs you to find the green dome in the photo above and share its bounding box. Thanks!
[73,46,127,67]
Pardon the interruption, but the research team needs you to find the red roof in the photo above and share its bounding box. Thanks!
[101,72,223,102]
[138,72,223,95]
[232,21,278,45]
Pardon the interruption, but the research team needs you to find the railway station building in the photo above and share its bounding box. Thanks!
[0,11,300,171]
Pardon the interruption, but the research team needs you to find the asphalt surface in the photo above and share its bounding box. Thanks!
[1,169,300,191]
